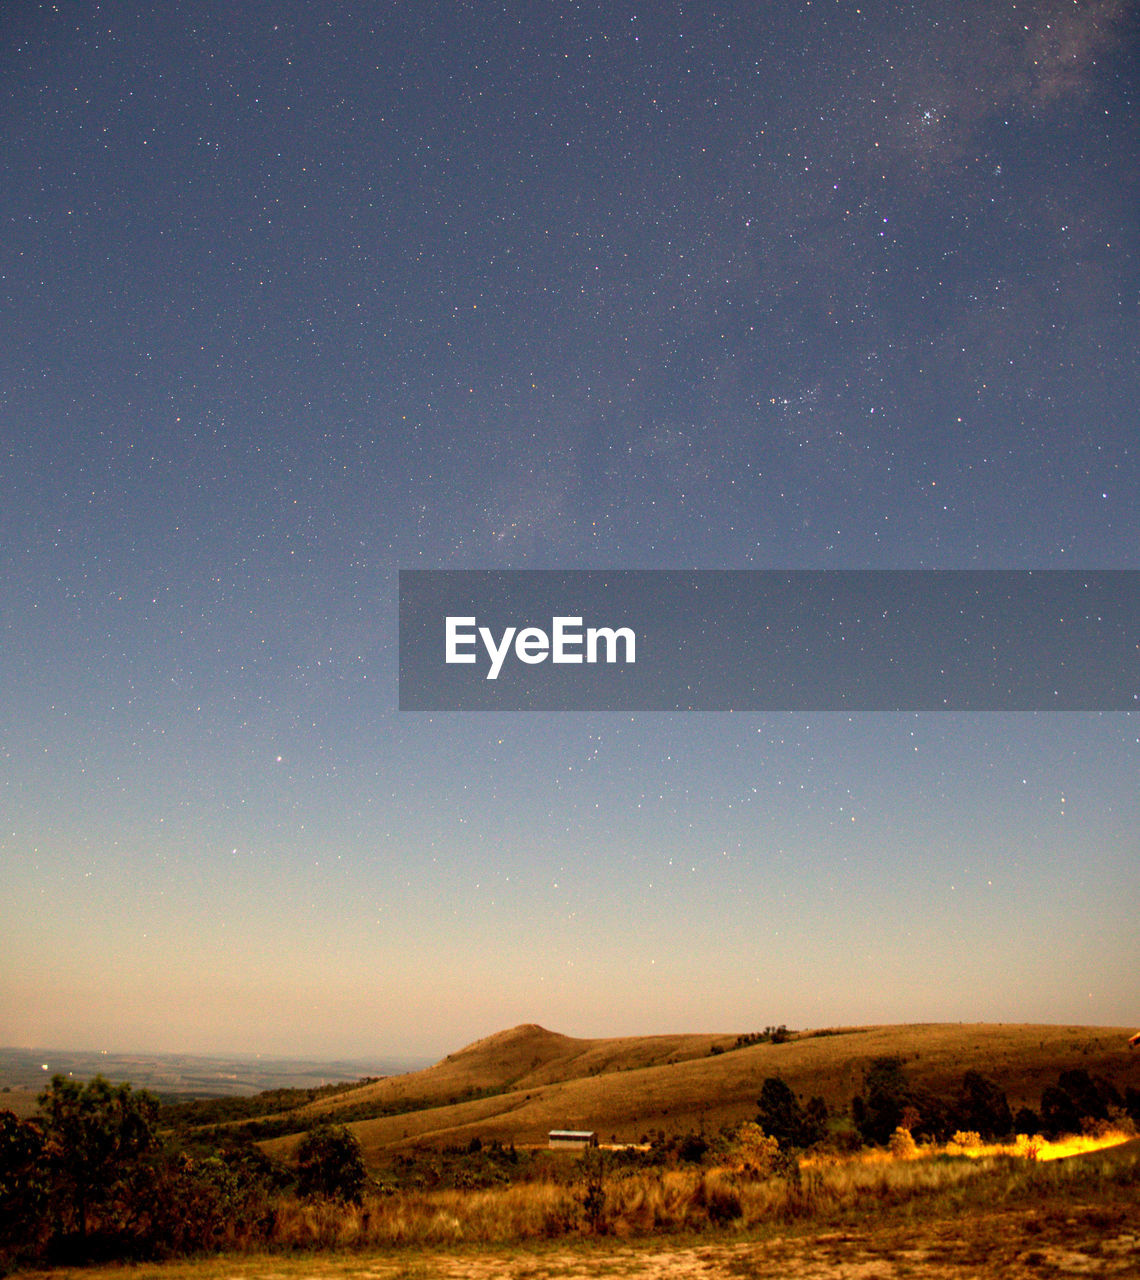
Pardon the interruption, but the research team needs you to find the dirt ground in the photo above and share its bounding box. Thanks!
[23,1198,1140,1280]
[384,1202,1140,1278]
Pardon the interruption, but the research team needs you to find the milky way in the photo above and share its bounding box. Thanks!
[2,1,1137,1058]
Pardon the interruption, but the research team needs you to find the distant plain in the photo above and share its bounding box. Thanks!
[0,1045,429,1116]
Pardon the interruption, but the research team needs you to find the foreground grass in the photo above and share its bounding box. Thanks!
[14,1137,1139,1278]
[261,1132,1140,1250]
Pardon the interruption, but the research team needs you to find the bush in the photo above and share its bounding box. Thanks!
[1013,1133,1043,1160]
[125,1151,275,1258]
[678,1133,708,1163]
[734,1122,779,1177]
[888,1127,918,1159]
[949,1130,983,1151]
[578,1148,608,1233]
[295,1126,366,1204]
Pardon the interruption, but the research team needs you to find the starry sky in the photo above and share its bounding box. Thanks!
[2,1,1138,1061]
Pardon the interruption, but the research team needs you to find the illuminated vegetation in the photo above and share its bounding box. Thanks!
[2,1024,1138,1269]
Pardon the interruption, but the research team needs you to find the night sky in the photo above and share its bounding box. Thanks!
[2,1,1138,1060]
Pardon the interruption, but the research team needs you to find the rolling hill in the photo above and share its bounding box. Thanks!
[261,1022,1139,1165]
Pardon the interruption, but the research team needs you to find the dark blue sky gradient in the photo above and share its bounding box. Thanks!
[2,1,1137,1057]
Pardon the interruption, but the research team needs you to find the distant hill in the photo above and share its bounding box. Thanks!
[261,1022,1140,1165]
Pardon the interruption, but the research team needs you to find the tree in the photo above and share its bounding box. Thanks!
[953,1071,1013,1140]
[756,1077,829,1149]
[1040,1070,1122,1137]
[37,1075,159,1242]
[803,1094,830,1146]
[1013,1106,1041,1136]
[852,1056,952,1145]
[0,1109,49,1264]
[1040,1085,1081,1138]
[853,1057,911,1146]
[1057,1070,1120,1124]
[757,1078,804,1148]
[294,1125,366,1203]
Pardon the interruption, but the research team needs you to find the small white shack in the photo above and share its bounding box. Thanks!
[548,1129,598,1149]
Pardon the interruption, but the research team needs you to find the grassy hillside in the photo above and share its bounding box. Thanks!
[260,1022,1139,1165]
[278,1023,731,1123]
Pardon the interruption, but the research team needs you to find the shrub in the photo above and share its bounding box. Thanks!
[578,1148,608,1233]
[295,1126,366,1204]
[734,1122,779,1177]
[126,1150,276,1258]
[888,1127,918,1159]
[1013,1134,1043,1161]
[949,1130,982,1152]
[678,1133,708,1163]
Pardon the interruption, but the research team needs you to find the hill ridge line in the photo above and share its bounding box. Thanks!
[254,1022,1137,1161]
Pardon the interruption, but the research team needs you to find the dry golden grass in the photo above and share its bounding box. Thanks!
[259,1022,1138,1164]
[266,1133,1140,1252]
[17,1137,1139,1280]
[938,1128,1134,1162]
[283,1025,729,1126]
